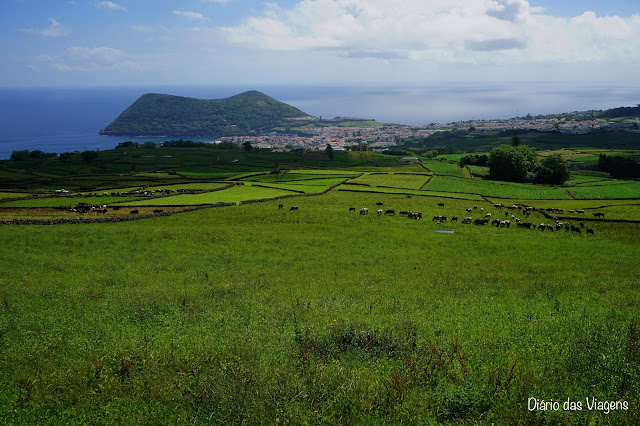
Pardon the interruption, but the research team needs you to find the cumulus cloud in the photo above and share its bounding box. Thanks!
[41,47,142,72]
[215,0,640,65]
[173,10,211,22]
[21,18,71,37]
[96,1,127,11]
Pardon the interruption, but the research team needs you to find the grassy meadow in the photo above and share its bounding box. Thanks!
[0,147,639,424]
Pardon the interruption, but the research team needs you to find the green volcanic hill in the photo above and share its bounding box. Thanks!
[99,91,313,137]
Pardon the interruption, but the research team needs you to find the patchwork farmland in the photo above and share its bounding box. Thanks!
[0,149,639,424]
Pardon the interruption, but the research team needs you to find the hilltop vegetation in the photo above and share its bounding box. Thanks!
[99,91,312,137]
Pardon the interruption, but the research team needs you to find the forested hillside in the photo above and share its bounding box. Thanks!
[99,91,312,136]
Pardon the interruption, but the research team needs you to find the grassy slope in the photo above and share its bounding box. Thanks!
[0,192,638,424]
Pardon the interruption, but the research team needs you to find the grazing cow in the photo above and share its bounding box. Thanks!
[568,210,575,213]
[153,209,164,214]
[586,228,595,235]
[451,216,458,222]
[474,205,478,209]
[480,207,484,212]
[505,212,509,217]
[360,208,368,215]
[399,211,410,215]
[437,202,445,207]
[130,210,139,215]
[494,203,504,208]
[484,213,491,218]
[385,209,395,215]
[462,217,473,224]
[580,222,585,228]
[408,212,422,220]
[406,195,412,199]
[473,219,488,225]
[577,210,585,214]
[376,202,384,206]
[593,212,605,217]
[571,226,581,233]
[349,207,356,212]
[500,220,511,228]
[491,219,500,226]
[290,206,299,211]
[377,209,383,216]
[538,224,546,230]
[278,204,284,209]
[466,208,473,213]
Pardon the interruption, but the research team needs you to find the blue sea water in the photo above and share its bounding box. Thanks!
[0,84,638,159]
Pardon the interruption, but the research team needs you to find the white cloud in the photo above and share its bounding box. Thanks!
[41,47,143,72]
[21,18,71,37]
[96,1,127,11]
[173,10,211,22]
[215,0,640,65]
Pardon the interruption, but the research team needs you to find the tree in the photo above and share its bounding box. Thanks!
[116,141,139,149]
[511,132,521,146]
[141,142,156,149]
[81,150,98,164]
[487,144,537,183]
[325,144,334,160]
[10,150,30,161]
[59,152,73,164]
[534,154,569,184]
[243,141,253,152]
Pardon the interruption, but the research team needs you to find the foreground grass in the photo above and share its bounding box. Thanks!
[0,191,639,424]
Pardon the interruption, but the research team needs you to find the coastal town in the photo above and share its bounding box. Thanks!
[220,112,640,152]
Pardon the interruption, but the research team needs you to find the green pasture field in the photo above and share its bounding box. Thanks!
[468,165,490,177]
[276,178,349,187]
[485,198,640,210]
[0,192,34,199]
[178,171,243,179]
[287,169,360,176]
[434,153,467,162]
[567,181,640,199]
[421,160,465,177]
[120,185,294,206]
[256,179,348,194]
[0,196,144,208]
[424,176,571,199]
[139,182,229,192]
[350,173,431,189]
[563,175,611,186]
[338,185,486,201]
[0,191,638,424]
[242,172,354,183]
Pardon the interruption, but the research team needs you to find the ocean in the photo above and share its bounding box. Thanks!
[1,84,638,159]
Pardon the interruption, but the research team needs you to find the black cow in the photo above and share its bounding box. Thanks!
[384,209,395,215]
[130,210,139,215]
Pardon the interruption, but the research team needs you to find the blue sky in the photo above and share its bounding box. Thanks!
[1,0,639,88]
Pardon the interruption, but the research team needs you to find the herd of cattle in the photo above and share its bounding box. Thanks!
[339,201,599,235]
[68,203,164,216]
